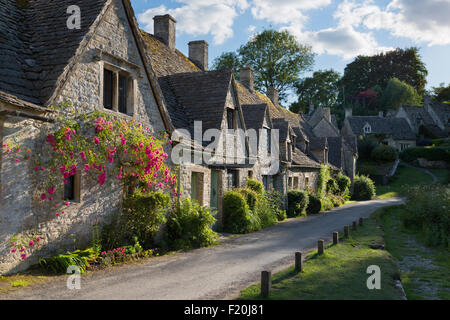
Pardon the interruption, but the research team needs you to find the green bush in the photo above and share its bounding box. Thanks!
[401,185,449,247]
[166,198,218,250]
[306,194,322,214]
[287,190,309,217]
[400,146,450,163]
[39,248,98,274]
[326,178,339,195]
[317,165,331,198]
[352,175,376,201]
[336,173,351,196]
[432,138,450,147]
[223,191,259,234]
[119,190,170,248]
[246,178,264,195]
[358,135,379,160]
[371,144,397,162]
[254,196,278,228]
[265,190,286,221]
[321,196,334,211]
[237,188,259,211]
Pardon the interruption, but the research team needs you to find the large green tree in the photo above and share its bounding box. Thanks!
[211,52,241,78]
[431,83,450,103]
[380,78,422,109]
[212,29,315,103]
[289,69,341,114]
[341,48,428,103]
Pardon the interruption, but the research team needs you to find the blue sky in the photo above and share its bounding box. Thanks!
[131,0,450,97]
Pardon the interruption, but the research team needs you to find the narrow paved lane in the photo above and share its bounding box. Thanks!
[3,198,403,300]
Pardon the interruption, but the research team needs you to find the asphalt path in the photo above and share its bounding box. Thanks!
[2,197,403,300]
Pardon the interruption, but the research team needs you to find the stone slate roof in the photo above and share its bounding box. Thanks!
[343,135,358,154]
[160,70,233,140]
[0,0,107,106]
[271,118,293,142]
[327,136,343,169]
[292,148,321,168]
[431,102,450,126]
[309,137,327,150]
[241,104,269,131]
[346,116,415,140]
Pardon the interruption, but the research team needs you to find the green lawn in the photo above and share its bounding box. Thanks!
[376,165,434,199]
[380,206,450,300]
[239,211,403,300]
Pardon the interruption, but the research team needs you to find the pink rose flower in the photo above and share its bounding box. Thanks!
[94,136,99,145]
[40,193,47,200]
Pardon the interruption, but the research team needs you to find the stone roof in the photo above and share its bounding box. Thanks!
[346,116,415,140]
[241,104,269,131]
[402,105,435,127]
[431,102,450,126]
[327,136,343,169]
[0,0,108,106]
[292,148,321,168]
[271,118,293,142]
[309,137,327,150]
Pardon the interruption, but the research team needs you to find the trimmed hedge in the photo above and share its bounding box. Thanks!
[400,146,450,163]
[287,190,309,217]
[306,194,322,214]
[223,191,260,234]
[352,175,376,201]
[371,144,397,162]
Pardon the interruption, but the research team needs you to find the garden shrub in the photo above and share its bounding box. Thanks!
[254,196,277,228]
[401,185,449,247]
[237,188,259,211]
[400,146,450,163]
[121,189,170,248]
[223,191,259,234]
[265,190,286,221]
[320,196,334,211]
[306,194,322,214]
[352,175,376,201]
[317,164,331,198]
[357,135,379,160]
[246,178,264,195]
[371,144,397,162]
[166,198,218,250]
[326,178,339,195]
[39,248,98,274]
[287,190,309,217]
[336,173,351,196]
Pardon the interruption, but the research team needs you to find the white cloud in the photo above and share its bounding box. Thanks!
[138,0,249,45]
[251,0,331,26]
[247,25,256,33]
[335,0,450,46]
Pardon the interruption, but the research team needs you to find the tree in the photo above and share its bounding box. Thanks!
[289,69,341,114]
[341,48,428,103]
[431,83,450,103]
[380,78,422,109]
[212,29,315,103]
[211,52,242,79]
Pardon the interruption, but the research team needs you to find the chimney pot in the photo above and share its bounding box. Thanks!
[188,40,209,71]
[153,14,176,49]
[267,87,279,105]
[240,66,254,91]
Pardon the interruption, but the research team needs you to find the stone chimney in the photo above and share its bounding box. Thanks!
[308,102,315,115]
[345,108,352,118]
[240,65,254,91]
[267,87,278,105]
[153,14,176,49]
[188,40,208,71]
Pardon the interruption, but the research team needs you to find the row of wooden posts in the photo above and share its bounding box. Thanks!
[260,217,364,297]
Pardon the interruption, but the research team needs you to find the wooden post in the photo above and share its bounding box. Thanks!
[261,271,271,297]
[295,252,302,273]
[318,240,324,255]
[333,232,339,244]
[352,221,357,230]
[344,225,349,237]
[359,217,363,226]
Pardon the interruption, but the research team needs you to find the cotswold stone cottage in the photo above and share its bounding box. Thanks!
[342,110,416,152]
[0,1,356,274]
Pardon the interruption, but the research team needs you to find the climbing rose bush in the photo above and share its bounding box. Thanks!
[3,105,177,260]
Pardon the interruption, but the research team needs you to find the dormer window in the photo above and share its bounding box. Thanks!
[363,123,371,134]
[227,108,235,130]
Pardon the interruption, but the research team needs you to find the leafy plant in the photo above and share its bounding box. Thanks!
[246,178,264,195]
[223,191,259,234]
[307,194,322,214]
[336,173,351,196]
[352,175,376,201]
[287,190,309,217]
[371,144,397,162]
[39,248,98,274]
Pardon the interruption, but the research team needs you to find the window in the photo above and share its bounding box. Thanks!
[227,108,235,130]
[191,172,203,205]
[363,123,371,134]
[305,177,309,187]
[248,170,253,178]
[64,173,80,202]
[288,177,293,190]
[294,177,299,189]
[102,66,134,115]
[227,169,239,188]
[400,143,409,151]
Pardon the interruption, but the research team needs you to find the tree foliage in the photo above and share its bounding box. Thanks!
[431,83,450,103]
[211,52,241,79]
[341,48,427,104]
[289,69,341,114]
[212,29,315,103]
[380,78,422,109]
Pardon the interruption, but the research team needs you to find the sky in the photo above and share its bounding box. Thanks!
[131,0,450,103]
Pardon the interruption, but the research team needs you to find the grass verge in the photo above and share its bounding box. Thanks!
[239,209,403,300]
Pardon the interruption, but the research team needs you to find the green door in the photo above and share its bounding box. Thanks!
[210,170,220,210]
